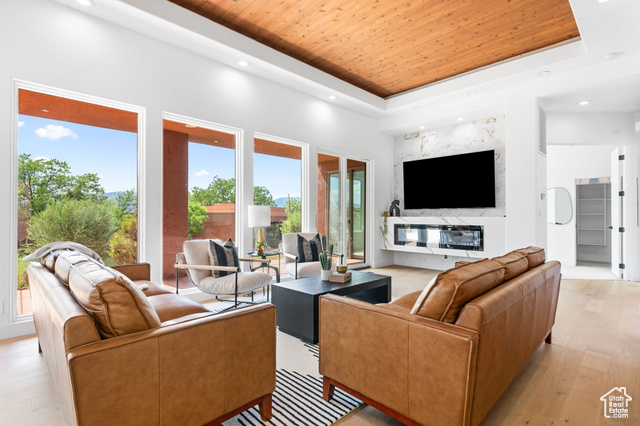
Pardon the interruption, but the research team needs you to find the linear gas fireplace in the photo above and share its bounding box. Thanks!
[394,224,484,251]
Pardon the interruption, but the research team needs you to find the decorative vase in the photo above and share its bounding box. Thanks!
[321,269,331,281]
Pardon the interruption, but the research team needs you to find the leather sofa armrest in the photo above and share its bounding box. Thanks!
[66,303,276,426]
[111,262,151,281]
[319,295,478,426]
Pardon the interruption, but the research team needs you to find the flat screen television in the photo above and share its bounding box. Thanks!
[403,150,496,209]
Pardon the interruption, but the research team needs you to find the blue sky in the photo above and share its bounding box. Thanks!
[18,115,301,200]
[18,115,137,193]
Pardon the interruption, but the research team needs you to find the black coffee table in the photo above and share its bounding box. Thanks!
[272,271,391,343]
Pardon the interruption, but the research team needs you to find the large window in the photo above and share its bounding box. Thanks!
[253,137,303,252]
[17,89,138,316]
[162,118,237,291]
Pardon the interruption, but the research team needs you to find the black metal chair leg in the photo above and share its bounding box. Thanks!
[175,267,179,294]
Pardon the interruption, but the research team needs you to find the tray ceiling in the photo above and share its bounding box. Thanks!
[168,0,580,98]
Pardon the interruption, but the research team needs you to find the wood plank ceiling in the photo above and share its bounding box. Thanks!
[168,0,580,98]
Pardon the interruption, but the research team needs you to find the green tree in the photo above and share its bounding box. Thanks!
[280,197,301,234]
[18,153,106,215]
[28,199,117,257]
[18,153,72,215]
[113,189,137,224]
[188,201,208,237]
[189,176,276,208]
[66,173,107,203]
[190,176,235,205]
[254,186,277,207]
[108,216,137,264]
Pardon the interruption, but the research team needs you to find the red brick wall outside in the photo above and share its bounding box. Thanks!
[193,210,236,242]
[162,129,189,279]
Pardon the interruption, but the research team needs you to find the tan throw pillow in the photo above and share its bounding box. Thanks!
[69,259,161,339]
[514,246,545,269]
[410,259,505,323]
[492,251,529,281]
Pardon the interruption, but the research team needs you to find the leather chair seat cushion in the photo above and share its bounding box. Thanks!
[514,246,545,269]
[285,261,321,278]
[147,294,211,322]
[491,251,529,281]
[198,271,272,295]
[68,259,162,338]
[411,259,506,323]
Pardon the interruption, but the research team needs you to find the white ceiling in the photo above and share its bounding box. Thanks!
[53,0,640,121]
[540,73,640,113]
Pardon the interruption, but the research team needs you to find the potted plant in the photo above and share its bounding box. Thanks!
[256,241,267,256]
[319,234,334,280]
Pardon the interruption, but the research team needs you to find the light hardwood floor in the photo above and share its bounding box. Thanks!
[1,265,638,425]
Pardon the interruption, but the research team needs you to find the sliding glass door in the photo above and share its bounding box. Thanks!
[317,154,367,266]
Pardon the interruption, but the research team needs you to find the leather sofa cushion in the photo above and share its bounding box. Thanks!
[68,259,161,338]
[54,250,92,285]
[514,246,545,269]
[411,259,505,323]
[491,251,529,281]
[147,294,211,322]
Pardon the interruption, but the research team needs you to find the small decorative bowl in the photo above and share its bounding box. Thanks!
[336,265,348,273]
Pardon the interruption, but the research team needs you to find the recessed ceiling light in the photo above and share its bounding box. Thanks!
[185,124,197,128]
[466,91,477,96]
[577,100,591,106]
[238,60,250,67]
[457,117,464,121]
[538,70,551,77]
[41,109,49,113]
[328,95,337,100]
[419,126,425,130]
[76,0,94,6]
[598,0,610,3]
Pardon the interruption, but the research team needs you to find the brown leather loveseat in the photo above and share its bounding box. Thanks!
[27,249,276,426]
[320,247,561,426]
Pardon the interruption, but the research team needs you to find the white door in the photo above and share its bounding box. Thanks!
[611,148,624,278]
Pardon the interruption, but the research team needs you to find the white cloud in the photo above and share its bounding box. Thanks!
[35,124,78,140]
[18,121,25,129]
[33,156,51,162]
[194,169,210,178]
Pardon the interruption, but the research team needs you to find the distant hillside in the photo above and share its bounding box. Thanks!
[106,191,137,200]
[274,196,300,207]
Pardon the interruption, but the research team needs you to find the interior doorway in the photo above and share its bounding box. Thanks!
[546,144,621,280]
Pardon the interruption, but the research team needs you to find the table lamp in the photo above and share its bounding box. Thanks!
[248,205,271,247]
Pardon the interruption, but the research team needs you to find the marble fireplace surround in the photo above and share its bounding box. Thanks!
[394,115,506,218]
[381,216,507,259]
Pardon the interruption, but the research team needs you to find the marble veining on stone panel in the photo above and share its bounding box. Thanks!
[393,115,506,218]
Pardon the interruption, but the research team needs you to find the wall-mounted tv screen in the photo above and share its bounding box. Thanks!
[403,150,496,209]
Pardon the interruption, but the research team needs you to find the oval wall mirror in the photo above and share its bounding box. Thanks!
[547,187,572,225]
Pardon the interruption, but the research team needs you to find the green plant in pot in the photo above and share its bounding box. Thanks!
[319,234,334,280]
[256,241,267,256]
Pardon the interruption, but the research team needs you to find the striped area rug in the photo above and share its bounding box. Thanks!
[225,334,362,425]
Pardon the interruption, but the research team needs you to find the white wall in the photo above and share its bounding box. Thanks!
[546,145,616,266]
[547,112,636,146]
[0,0,394,338]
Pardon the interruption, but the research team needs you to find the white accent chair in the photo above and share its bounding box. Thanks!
[175,239,272,310]
[281,233,344,279]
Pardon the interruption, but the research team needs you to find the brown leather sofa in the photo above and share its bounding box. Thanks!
[27,249,276,426]
[320,247,561,426]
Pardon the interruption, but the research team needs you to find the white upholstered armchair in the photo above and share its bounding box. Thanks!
[175,239,273,310]
[281,233,344,279]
